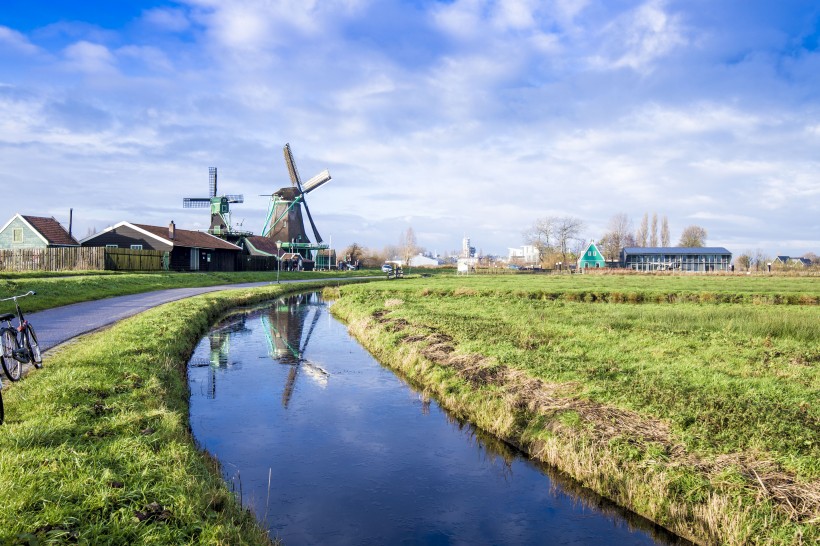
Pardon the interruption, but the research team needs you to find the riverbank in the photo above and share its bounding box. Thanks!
[0,280,364,544]
[328,276,820,546]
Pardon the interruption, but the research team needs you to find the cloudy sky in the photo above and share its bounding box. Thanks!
[1,0,819,257]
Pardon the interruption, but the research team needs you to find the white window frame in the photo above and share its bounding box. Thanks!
[130,244,143,250]
[105,244,118,249]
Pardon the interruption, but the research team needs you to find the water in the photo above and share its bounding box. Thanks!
[188,292,690,545]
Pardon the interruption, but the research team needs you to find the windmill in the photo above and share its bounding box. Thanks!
[183,167,244,237]
[261,144,332,258]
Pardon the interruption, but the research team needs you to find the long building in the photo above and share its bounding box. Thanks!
[620,247,732,272]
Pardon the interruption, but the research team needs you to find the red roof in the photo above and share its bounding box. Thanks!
[133,224,241,251]
[21,215,79,246]
[244,235,281,256]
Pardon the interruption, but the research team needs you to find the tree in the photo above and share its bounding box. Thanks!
[399,227,420,266]
[597,213,634,261]
[553,216,585,264]
[803,252,819,265]
[343,242,364,264]
[649,213,658,247]
[678,225,707,247]
[523,217,553,259]
[735,253,752,271]
[660,216,670,247]
[636,213,648,247]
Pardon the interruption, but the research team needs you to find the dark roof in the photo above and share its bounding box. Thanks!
[243,236,281,256]
[622,247,731,255]
[776,255,790,263]
[133,224,241,251]
[21,215,79,246]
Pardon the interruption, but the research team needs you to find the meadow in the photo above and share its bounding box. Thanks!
[330,273,819,546]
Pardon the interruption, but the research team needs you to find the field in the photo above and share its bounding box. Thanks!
[330,274,820,545]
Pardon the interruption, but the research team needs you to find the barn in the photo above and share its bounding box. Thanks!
[81,221,241,272]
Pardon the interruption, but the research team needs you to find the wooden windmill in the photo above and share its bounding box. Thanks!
[183,167,244,236]
[261,144,332,255]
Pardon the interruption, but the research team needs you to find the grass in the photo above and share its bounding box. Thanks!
[330,274,820,546]
[0,269,383,314]
[0,278,366,545]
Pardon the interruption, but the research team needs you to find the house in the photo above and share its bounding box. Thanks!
[508,245,540,266]
[80,221,241,271]
[773,256,812,267]
[0,214,79,249]
[620,247,732,272]
[577,241,606,269]
[408,253,442,268]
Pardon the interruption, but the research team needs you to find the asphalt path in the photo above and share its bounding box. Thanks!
[28,279,342,352]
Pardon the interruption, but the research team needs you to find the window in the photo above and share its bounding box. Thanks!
[106,244,118,249]
[12,228,23,243]
[130,244,143,250]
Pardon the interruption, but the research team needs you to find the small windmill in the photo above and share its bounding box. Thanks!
[261,144,332,255]
[183,167,244,236]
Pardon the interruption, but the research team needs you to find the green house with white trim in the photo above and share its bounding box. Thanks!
[578,241,606,269]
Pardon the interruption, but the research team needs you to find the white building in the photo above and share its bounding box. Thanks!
[508,245,540,265]
[408,253,442,267]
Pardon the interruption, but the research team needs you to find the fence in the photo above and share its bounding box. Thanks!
[0,247,164,272]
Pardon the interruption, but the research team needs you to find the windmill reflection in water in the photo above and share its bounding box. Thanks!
[261,292,329,407]
[188,314,250,399]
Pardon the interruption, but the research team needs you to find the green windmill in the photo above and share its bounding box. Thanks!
[183,167,244,237]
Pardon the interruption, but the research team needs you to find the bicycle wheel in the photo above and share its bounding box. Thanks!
[0,329,22,381]
[0,388,4,425]
[24,324,42,368]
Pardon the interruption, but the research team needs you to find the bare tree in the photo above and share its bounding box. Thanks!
[342,242,364,264]
[650,213,658,247]
[523,217,553,258]
[636,213,649,247]
[399,227,420,266]
[660,216,670,247]
[804,252,819,265]
[553,216,585,264]
[597,213,634,260]
[678,225,707,247]
[734,252,752,271]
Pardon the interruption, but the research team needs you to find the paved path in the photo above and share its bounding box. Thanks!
[29,279,338,352]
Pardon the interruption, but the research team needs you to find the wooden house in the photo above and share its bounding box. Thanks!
[0,214,79,249]
[80,221,241,272]
[577,241,606,269]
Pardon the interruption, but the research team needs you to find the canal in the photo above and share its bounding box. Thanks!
[188,292,690,545]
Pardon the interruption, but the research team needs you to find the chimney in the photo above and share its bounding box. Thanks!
[169,220,175,240]
[68,208,73,237]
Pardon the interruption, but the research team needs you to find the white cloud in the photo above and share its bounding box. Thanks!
[62,41,117,74]
[0,26,41,56]
[141,8,191,33]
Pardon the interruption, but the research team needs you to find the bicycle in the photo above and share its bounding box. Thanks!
[0,291,42,382]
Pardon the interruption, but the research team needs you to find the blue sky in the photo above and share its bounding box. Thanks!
[1,1,819,257]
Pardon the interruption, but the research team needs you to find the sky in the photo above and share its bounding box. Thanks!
[1,0,819,257]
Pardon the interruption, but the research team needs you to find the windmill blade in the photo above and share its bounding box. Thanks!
[283,143,301,187]
[209,167,217,198]
[183,198,212,208]
[302,169,332,194]
[301,194,323,243]
[225,194,244,203]
[299,307,322,354]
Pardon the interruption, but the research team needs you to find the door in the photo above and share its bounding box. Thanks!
[190,248,200,271]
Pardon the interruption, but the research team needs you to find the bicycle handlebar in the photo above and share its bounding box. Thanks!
[0,291,36,302]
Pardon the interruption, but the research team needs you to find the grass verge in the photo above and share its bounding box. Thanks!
[0,279,364,544]
[330,276,819,546]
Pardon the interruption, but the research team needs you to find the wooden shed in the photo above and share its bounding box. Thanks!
[80,221,241,272]
[0,214,78,249]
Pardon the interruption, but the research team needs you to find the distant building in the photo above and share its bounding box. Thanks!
[0,213,79,249]
[774,256,812,267]
[81,221,241,272]
[577,241,606,269]
[408,253,442,268]
[508,245,539,266]
[462,236,476,258]
[620,247,732,272]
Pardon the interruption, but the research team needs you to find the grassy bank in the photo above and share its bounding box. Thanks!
[0,269,382,314]
[0,279,362,544]
[330,276,819,545]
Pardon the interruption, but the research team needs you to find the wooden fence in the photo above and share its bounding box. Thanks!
[0,247,165,272]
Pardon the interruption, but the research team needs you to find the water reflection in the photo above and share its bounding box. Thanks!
[188,293,692,546]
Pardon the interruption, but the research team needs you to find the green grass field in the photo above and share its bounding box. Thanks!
[331,274,819,546]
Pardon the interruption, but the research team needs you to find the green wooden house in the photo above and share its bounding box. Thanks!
[578,241,606,269]
[0,213,79,249]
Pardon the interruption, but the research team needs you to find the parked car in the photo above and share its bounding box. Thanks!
[381,263,393,273]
